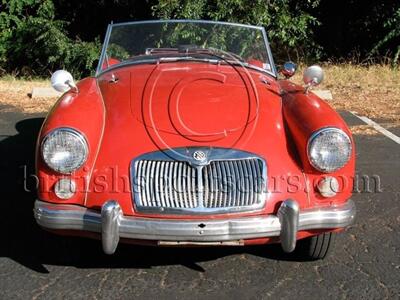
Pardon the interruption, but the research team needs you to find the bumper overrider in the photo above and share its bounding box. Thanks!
[34,199,356,255]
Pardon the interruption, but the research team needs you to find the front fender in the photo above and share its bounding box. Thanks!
[280,81,355,206]
[36,78,105,205]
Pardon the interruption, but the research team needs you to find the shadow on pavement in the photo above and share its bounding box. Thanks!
[0,117,307,274]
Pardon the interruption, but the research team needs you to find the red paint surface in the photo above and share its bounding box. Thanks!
[36,62,355,245]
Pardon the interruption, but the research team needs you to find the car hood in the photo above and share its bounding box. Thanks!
[135,64,267,139]
[93,62,308,215]
[98,62,282,149]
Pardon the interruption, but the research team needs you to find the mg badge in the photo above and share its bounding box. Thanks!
[193,150,206,161]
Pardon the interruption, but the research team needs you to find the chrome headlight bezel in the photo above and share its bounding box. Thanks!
[41,128,88,174]
[307,127,352,173]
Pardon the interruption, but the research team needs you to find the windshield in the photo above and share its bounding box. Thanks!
[97,20,276,76]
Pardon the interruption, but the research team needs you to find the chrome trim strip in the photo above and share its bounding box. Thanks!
[96,24,112,76]
[112,19,266,30]
[158,240,244,246]
[259,26,277,76]
[34,199,356,246]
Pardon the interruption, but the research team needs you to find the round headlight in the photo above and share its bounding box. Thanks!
[42,128,88,174]
[307,128,352,173]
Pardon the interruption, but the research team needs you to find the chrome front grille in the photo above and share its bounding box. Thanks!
[132,148,267,214]
[136,160,198,208]
[203,159,263,209]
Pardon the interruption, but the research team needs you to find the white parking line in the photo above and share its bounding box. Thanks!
[350,111,400,145]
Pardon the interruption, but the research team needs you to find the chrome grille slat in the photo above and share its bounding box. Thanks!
[235,160,244,207]
[208,164,215,208]
[215,161,223,208]
[211,163,217,208]
[172,161,179,208]
[154,161,161,207]
[247,160,255,205]
[182,163,191,208]
[231,159,240,207]
[191,166,197,207]
[161,161,167,207]
[133,149,266,214]
[222,161,230,208]
[186,164,191,207]
[177,161,183,208]
[226,161,235,207]
[191,166,198,207]
[167,161,173,207]
[203,165,209,207]
[150,161,156,206]
[253,159,262,196]
[136,160,143,206]
[225,162,232,207]
[242,160,253,205]
[144,160,151,206]
[241,160,250,206]
[158,161,164,207]
[144,160,150,207]
[250,159,258,204]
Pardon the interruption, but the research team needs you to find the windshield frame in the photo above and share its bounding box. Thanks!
[96,19,277,78]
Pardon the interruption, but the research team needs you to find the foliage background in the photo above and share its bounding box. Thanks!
[0,0,399,78]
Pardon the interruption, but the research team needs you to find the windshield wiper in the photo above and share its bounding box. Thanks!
[145,48,180,55]
[157,55,268,74]
[145,46,247,63]
[183,47,247,63]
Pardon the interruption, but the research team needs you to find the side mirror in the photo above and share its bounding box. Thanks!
[51,70,78,93]
[303,65,324,93]
[281,61,297,78]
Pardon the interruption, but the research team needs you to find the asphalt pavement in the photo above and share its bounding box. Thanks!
[0,105,399,299]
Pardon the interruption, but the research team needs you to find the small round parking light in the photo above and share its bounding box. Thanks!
[54,178,76,199]
[317,176,339,198]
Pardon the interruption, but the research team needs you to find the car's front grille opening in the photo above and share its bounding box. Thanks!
[133,155,265,214]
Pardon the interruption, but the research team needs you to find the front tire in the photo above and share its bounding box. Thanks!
[295,232,336,260]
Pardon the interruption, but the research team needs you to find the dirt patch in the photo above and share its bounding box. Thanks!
[349,125,379,135]
[327,66,400,125]
[0,79,56,113]
[292,64,400,135]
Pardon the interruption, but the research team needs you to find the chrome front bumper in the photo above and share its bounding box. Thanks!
[34,199,356,255]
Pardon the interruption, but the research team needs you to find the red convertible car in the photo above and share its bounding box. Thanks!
[34,20,355,260]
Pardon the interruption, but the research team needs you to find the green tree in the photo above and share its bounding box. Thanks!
[0,0,100,77]
[370,8,400,66]
[152,0,321,62]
